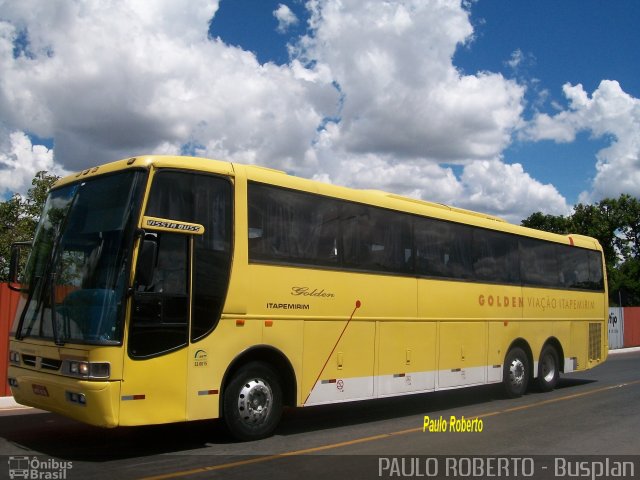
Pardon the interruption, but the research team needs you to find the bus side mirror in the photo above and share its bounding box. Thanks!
[9,241,31,292]
[135,237,158,287]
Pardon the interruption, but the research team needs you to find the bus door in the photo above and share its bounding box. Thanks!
[120,170,233,426]
[120,230,191,425]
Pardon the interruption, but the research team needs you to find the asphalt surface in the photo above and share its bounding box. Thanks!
[1,349,639,480]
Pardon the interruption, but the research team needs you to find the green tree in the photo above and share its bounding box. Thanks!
[0,171,59,281]
[615,195,640,260]
[609,195,640,305]
[521,212,572,234]
[571,201,620,271]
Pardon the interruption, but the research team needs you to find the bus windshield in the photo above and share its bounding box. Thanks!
[14,171,145,345]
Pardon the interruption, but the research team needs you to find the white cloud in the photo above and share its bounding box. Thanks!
[297,0,525,163]
[0,129,68,196]
[526,80,640,202]
[458,160,569,222]
[0,0,337,175]
[274,4,299,34]
[308,126,568,223]
[0,0,569,222]
[507,49,524,69]
[292,0,563,220]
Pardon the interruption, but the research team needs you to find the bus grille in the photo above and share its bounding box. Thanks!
[21,354,37,367]
[20,355,62,371]
[41,358,63,370]
[589,323,602,361]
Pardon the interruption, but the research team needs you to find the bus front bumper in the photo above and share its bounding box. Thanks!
[7,366,121,428]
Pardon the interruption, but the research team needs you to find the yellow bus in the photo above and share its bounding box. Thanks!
[7,155,608,440]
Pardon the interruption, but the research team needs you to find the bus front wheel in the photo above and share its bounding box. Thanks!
[537,345,560,392]
[223,361,283,441]
[503,347,529,398]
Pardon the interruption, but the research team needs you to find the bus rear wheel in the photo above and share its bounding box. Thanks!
[537,345,560,392]
[223,361,283,441]
[503,347,529,398]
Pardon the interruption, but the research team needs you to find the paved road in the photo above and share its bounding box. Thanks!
[1,350,638,480]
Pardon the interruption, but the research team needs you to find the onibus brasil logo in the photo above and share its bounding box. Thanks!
[8,456,72,479]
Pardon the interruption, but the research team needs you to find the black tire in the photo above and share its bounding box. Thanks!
[537,345,560,392]
[503,347,529,398]
[223,362,283,441]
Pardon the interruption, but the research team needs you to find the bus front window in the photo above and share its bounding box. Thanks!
[15,171,145,345]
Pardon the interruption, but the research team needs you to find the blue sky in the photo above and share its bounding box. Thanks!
[455,1,640,204]
[1,0,639,222]
[210,0,309,65]
[209,0,640,207]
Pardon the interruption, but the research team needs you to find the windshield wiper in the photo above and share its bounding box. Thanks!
[14,275,40,341]
[50,273,64,346]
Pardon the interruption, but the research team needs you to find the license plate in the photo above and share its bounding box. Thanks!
[32,384,49,397]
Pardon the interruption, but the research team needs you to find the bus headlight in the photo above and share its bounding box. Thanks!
[63,360,110,380]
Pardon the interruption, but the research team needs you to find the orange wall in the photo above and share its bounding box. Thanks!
[623,307,640,348]
[1,283,21,396]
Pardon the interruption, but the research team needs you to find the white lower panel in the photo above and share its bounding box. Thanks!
[305,375,374,405]
[438,365,486,389]
[304,363,508,405]
[564,357,577,373]
[488,364,503,383]
[377,371,435,397]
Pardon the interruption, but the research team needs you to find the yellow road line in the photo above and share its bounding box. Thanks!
[142,430,413,480]
[140,379,640,480]
[469,380,640,419]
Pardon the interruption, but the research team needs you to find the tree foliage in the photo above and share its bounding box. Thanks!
[522,194,640,306]
[0,171,60,281]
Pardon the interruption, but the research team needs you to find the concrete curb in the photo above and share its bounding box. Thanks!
[609,346,640,354]
[0,395,26,410]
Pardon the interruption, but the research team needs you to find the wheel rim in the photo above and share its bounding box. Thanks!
[541,353,556,383]
[237,378,272,426]
[508,357,525,387]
